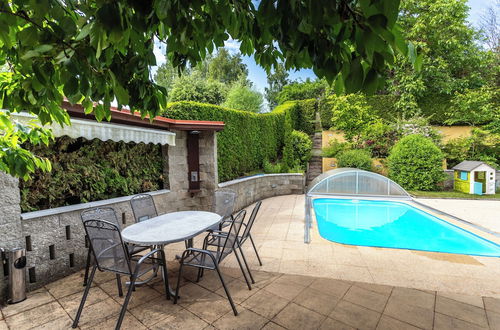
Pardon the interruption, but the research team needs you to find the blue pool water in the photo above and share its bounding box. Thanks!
[313,198,500,257]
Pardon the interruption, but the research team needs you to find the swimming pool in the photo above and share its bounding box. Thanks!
[313,198,500,257]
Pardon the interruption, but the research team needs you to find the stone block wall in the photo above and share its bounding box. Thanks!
[0,172,23,301]
[218,173,305,211]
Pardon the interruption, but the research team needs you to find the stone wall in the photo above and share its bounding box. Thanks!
[218,173,305,211]
[0,172,23,301]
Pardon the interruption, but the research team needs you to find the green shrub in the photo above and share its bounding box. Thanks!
[223,83,264,113]
[336,149,372,171]
[163,100,314,182]
[169,75,227,105]
[263,160,283,174]
[388,134,445,191]
[321,139,350,158]
[273,99,316,135]
[20,137,164,212]
[283,130,313,171]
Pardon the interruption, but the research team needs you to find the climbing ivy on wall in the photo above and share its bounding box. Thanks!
[20,137,164,212]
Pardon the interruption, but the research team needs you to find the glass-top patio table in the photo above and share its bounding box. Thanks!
[121,211,222,296]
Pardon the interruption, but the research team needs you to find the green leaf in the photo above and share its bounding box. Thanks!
[63,77,79,98]
[35,45,54,53]
[75,23,92,41]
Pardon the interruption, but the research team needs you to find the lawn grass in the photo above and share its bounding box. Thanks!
[409,190,500,200]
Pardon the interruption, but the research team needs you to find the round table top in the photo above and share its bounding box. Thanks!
[121,211,222,246]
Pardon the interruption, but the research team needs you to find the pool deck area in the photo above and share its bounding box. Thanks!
[1,194,499,329]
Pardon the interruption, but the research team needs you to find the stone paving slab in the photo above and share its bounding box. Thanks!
[0,265,499,329]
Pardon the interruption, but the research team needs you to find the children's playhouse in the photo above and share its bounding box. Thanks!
[452,161,496,195]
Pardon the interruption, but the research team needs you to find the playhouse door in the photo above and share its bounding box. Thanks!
[473,182,483,195]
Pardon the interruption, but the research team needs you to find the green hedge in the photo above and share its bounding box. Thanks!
[20,137,165,212]
[319,93,478,126]
[163,100,316,182]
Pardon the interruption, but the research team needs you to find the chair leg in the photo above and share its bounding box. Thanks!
[72,265,97,328]
[238,245,255,284]
[159,250,171,300]
[214,263,238,316]
[83,248,91,286]
[233,249,252,290]
[196,268,203,282]
[174,262,185,304]
[115,275,136,330]
[116,274,123,297]
[249,234,263,266]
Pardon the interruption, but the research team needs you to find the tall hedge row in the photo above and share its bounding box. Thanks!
[319,94,464,128]
[163,100,316,182]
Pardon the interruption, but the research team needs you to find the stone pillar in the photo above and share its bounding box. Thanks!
[0,172,24,303]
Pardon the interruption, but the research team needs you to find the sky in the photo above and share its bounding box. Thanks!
[152,0,493,94]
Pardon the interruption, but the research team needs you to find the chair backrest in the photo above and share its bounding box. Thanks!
[81,207,121,229]
[83,219,132,275]
[241,201,262,240]
[218,209,246,263]
[130,194,158,223]
[214,189,236,221]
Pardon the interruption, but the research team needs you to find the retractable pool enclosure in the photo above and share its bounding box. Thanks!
[305,168,411,243]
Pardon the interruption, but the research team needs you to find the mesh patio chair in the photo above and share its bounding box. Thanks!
[214,189,236,229]
[72,219,170,330]
[205,201,263,285]
[81,207,148,287]
[130,194,158,222]
[174,210,248,316]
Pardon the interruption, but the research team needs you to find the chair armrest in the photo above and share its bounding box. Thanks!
[136,248,163,265]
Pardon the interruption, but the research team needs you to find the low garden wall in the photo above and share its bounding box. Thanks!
[218,173,305,212]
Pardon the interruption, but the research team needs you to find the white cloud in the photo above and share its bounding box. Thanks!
[224,39,241,54]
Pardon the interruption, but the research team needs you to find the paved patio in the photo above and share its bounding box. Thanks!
[1,194,499,329]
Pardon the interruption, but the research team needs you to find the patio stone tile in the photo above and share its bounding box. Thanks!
[5,301,67,330]
[213,305,268,330]
[383,295,434,329]
[292,287,340,316]
[329,300,381,330]
[59,286,109,316]
[278,274,316,287]
[263,277,307,301]
[438,291,485,309]
[30,314,74,329]
[195,270,237,292]
[433,312,488,330]
[272,302,326,330]
[331,264,373,282]
[101,279,162,309]
[435,295,489,328]
[376,315,420,330]
[81,312,147,330]
[214,278,259,304]
[390,287,435,310]
[483,297,500,313]
[128,296,182,327]
[174,283,213,306]
[343,285,389,313]
[319,317,356,330]
[278,260,313,275]
[353,282,393,296]
[1,287,54,318]
[45,271,89,299]
[309,277,352,299]
[261,321,287,330]
[0,320,6,330]
[486,310,500,330]
[183,292,235,323]
[242,289,289,319]
[249,271,281,289]
[92,269,117,284]
[149,308,209,330]
[75,297,122,328]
